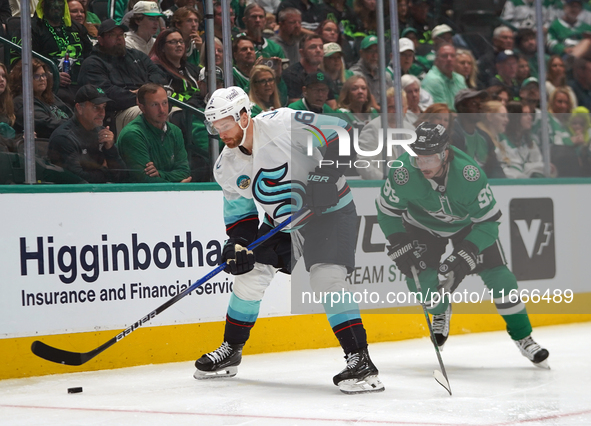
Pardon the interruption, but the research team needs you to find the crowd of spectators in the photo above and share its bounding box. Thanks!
[1,0,591,184]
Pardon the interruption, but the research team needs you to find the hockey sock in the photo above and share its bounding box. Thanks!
[479,265,533,341]
[332,319,368,354]
[223,293,261,345]
[323,301,367,353]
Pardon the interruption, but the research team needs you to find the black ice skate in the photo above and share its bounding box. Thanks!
[332,348,384,394]
[514,335,550,369]
[193,341,244,379]
[432,304,452,349]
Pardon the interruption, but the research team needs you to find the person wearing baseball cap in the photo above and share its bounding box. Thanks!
[288,71,335,113]
[125,1,165,55]
[350,35,393,104]
[489,50,520,100]
[431,24,454,44]
[322,42,353,100]
[451,88,506,178]
[78,18,167,134]
[48,85,127,183]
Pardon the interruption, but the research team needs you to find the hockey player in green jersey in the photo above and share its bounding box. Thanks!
[376,122,550,368]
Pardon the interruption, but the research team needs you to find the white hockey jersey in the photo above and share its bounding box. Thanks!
[214,108,353,232]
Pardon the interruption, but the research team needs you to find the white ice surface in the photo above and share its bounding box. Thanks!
[1,322,590,426]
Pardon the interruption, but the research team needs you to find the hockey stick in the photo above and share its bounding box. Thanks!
[411,266,452,396]
[31,207,311,366]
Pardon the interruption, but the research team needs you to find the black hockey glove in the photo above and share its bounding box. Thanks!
[386,233,427,278]
[437,240,478,293]
[221,238,255,275]
[305,166,340,215]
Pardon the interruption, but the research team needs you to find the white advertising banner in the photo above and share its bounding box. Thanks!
[0,190,292,339]
[0,182,588,339]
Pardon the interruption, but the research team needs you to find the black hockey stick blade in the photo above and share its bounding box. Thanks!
[31,340,105,366]
[31,208,311,366]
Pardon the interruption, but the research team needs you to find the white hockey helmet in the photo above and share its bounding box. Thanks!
[204,86,251,134]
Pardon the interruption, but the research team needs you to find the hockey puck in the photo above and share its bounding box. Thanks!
[67,387,83,394]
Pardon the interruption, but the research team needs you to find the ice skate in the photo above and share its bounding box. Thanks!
[514,335,550,369]
[333,348,384,394]
[193,341,244,379]
[432,304,452,349]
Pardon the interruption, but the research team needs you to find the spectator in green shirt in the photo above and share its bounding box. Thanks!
[421,43,467,111]
[117,83,191,183]
[232,36,256,94]
[239,3,285,59]
[288,71,335,113]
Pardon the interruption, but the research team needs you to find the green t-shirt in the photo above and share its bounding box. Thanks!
[288,99,335,113]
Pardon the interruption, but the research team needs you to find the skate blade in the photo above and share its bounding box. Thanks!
[338,375,385,394]
[193,366,238,380]
[533,359,550,370]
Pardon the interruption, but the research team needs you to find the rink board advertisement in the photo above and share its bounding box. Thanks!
[1,181,590,342]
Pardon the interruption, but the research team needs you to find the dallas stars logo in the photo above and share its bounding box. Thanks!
[426,195,469,223]
[393,167,409,185]
[463,165,480,182]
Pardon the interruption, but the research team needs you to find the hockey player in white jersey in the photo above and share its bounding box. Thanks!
[193,86,384,394]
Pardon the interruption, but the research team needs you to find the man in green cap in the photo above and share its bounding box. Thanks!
[350,35,392,103]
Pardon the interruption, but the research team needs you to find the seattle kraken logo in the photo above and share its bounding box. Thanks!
[253,163,306,219]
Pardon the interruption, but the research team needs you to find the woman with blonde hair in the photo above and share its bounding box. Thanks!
[319,43,353,100]
[336,75,378,128]
[478,100,509,166]
[546,55,577,107]
[455,49,478,89]
[534,87,582,176]
[249,65,281,116]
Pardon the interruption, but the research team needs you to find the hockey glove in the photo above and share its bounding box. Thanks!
[305,166,340,215]
[221,238,255,275]
[386,233,427,278]
[437,240,478,293]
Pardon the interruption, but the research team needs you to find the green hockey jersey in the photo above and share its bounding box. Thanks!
[376,147,502,253]
[547,18,591,55]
